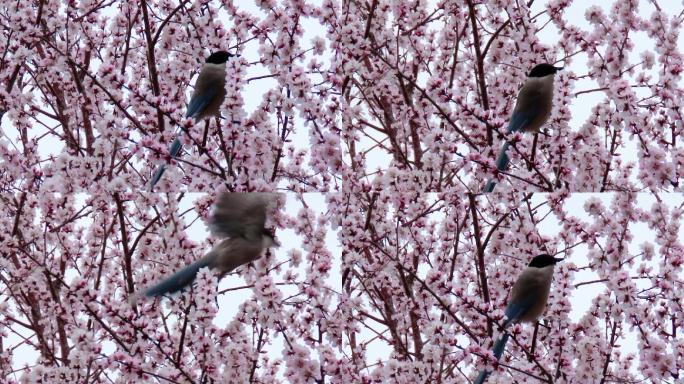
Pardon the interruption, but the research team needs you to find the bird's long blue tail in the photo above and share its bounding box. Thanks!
[473,332,511,384]
[148,136,183,190]
[148,164,167,191]
[483,141,512,193]
[143,257,213,297]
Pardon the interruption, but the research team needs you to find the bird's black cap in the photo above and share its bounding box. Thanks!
[528,63,563,77]
[206,51,234,64]
[528,254,564,268]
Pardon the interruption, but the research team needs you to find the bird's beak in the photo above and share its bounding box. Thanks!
[554,257,564,263]
[555,66,564,71]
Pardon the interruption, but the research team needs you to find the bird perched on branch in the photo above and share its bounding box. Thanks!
[474,254,563,384]
[483,63,563,193]
[130,192,280,304]
[148,50,235,190]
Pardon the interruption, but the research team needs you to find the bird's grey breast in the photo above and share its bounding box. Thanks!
[210,236,265,274]
[521,264,555,283]
[532,75,555,100]
[195,63,227,88]
[513,75,555,132]
[509,265,555,323]
[515,75,554,109]
[510,265,554,301]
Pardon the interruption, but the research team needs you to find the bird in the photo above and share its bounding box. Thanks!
[130,192,280,304]
[473,253,564,384]
[148,50,235,190]
[483,63,563,193]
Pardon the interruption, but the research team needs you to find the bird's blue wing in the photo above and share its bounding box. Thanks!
[503,294,537,328]
[506,110,534,133]
[143,257,214,297]
[185,86,219,118]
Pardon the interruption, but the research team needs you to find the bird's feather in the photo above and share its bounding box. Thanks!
[503,294,538,327]
[207,237,266,275]
[185,86,219,118]
[208,193,275,240]
[506,111,534,133]
[142,255,215,297]
[168,136,182,157]
[148,164,168,191]
[186,63,226,118]
[483,141,514,193]
[148,136,184,190]
[473,332,511,384]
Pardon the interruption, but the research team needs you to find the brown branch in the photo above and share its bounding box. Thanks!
[114,193,135,294]
[466,0,491,144]
[139,0,164,135]
[468,194,492,338]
